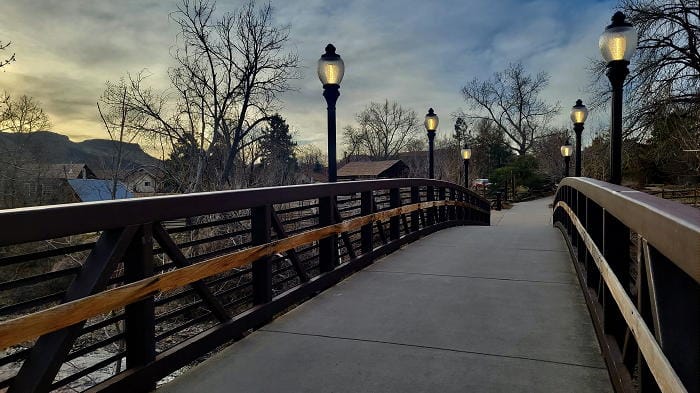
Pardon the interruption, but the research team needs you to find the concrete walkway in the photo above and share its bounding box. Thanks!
[160,198,612,392]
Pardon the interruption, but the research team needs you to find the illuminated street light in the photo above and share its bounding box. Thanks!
[600,11,637,184]
[460,144,472,188]
[318,44,345,182]
[570,99,588,176]
[561,139,574,178]
[424,108,439,179]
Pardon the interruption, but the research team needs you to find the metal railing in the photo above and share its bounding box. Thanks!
[0,178,489,393]
[553,177,699,393]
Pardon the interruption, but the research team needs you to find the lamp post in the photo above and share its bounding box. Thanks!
[561,139,573,178]
[600,11,637,184]
[570,99,588,177]
[424,108,438,179]
[318,44,345,182]
[461,144,472,188]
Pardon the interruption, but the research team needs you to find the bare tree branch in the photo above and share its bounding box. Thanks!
[460,63,559,155]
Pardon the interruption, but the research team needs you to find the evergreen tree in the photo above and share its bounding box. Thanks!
[259,114,298,185]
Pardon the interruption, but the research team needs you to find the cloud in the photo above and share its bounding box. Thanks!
[0,0,618,149]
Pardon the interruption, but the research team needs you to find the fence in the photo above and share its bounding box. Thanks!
[554,177,699,393]
[0,178,489,393]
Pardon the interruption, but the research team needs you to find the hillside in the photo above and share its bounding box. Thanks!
[0,131,160,170]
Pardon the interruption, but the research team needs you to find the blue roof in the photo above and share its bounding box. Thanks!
[67,179,133,202]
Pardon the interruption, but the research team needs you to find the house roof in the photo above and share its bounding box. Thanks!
[124,166,168,181]
[67,179,133,202]
[42,164,95,179]
[337,160,407,177]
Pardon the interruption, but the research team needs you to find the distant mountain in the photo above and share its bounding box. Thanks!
[0,131,160,170]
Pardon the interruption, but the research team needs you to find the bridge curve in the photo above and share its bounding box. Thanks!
[2,177,696,392]
[160,198,611,393]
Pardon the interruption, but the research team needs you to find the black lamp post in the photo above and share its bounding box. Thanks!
[561,139,573,178]
[570,99,588,177]
[600,12,637,184]
[318,44,345,182]
[460,144,472,188]
[424,108,439,179]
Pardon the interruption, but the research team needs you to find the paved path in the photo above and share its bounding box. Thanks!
[160,198,612,392]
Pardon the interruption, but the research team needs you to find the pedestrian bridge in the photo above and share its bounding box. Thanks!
[0,178,697,393]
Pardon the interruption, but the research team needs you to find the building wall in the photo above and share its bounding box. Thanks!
[126,172,157,193]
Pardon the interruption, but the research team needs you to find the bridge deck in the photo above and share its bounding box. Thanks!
[159,198,612,392]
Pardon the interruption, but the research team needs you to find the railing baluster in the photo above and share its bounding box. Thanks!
[576,191,587,270]
[252,205,272,305]
[410,186,420,232]
[603,211,630,346]
[389,188,400,240]
[585,199,603,289]
[124,224,156,387]
[427,185,435,226]
[318,196,338,273]
[645,244,700,392]
[360,191,373,254]
[438,187,446,222]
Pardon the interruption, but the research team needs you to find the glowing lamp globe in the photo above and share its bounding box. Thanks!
[560,141,574,158]
[424,108,439,132]
[318,44,344,86]
[570,99,588,124]
[599,12,637,63]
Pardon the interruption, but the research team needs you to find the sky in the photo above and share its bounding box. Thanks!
[0,0,618,154]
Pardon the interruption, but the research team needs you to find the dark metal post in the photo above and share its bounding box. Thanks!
[574,123,584,176]
[438,187,446,222]
[427,185,435,225]
[124,225,156,378]
[496,192,502,211]
[607,61,628,185]
[564,156,571,178]
[463,159,469,188]
[603,212,630,345]
[427,131,435,179]
[410,186,420,232]
[389,188,401,240]
[318,196,337,272]
[449,188,456,221]
[323,85,340,182]
[360,191,373,254]
[252,205,272,305]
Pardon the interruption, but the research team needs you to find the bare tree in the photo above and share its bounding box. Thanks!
[589,2,699,127]
[460,63,559,155]
[97,79,147,199]
[0,41,15,69]
[0,93,51,208]
[102,0,299,192]
[343,100,421,159]
[0,94,50,133]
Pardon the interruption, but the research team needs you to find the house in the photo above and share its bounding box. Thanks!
[337,160,409,180]
[20,163,98,206]
[123,167,167,194]
[0,163,132,209]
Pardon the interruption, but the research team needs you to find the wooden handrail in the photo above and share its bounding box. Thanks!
[0,178,487,246]
[558,178,700,284]
[0,200,480,350]
[555,201,688,393]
